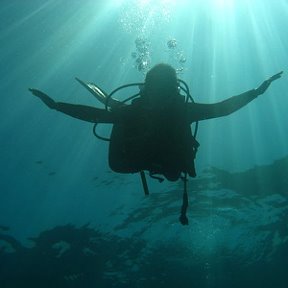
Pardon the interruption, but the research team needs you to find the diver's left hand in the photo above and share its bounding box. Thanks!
[256,71,283,95]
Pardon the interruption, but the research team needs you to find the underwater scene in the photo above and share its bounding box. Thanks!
[1,0,288,287]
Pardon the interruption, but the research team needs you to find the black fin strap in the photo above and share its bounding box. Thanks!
[179,173,189,225]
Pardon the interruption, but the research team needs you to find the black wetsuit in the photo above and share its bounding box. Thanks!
[53,89,258,180]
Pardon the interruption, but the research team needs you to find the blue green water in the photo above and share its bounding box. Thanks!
[0,0,288,287]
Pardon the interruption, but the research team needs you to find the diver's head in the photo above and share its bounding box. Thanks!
[143,63,179,105]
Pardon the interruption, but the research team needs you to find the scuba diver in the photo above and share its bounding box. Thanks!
[29,64,283,225]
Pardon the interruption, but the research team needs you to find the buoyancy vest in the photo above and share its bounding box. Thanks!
[108,97,199,181]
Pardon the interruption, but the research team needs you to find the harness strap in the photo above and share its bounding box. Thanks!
[149,172,165,182]
[179,173,189,225]
[140,171,149,195]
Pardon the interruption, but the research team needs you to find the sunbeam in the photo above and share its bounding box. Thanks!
[0,1,288,286]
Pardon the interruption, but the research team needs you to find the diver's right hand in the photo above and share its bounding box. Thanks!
[28,88,58,109]
[255,71,283,96]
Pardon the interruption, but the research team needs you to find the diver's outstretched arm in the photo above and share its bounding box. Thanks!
[188,71,283,122]
[29,88,115,123]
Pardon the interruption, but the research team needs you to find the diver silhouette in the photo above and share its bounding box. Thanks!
[29,64,283,225]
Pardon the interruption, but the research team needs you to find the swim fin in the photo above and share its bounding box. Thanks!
[75,77,121,109]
